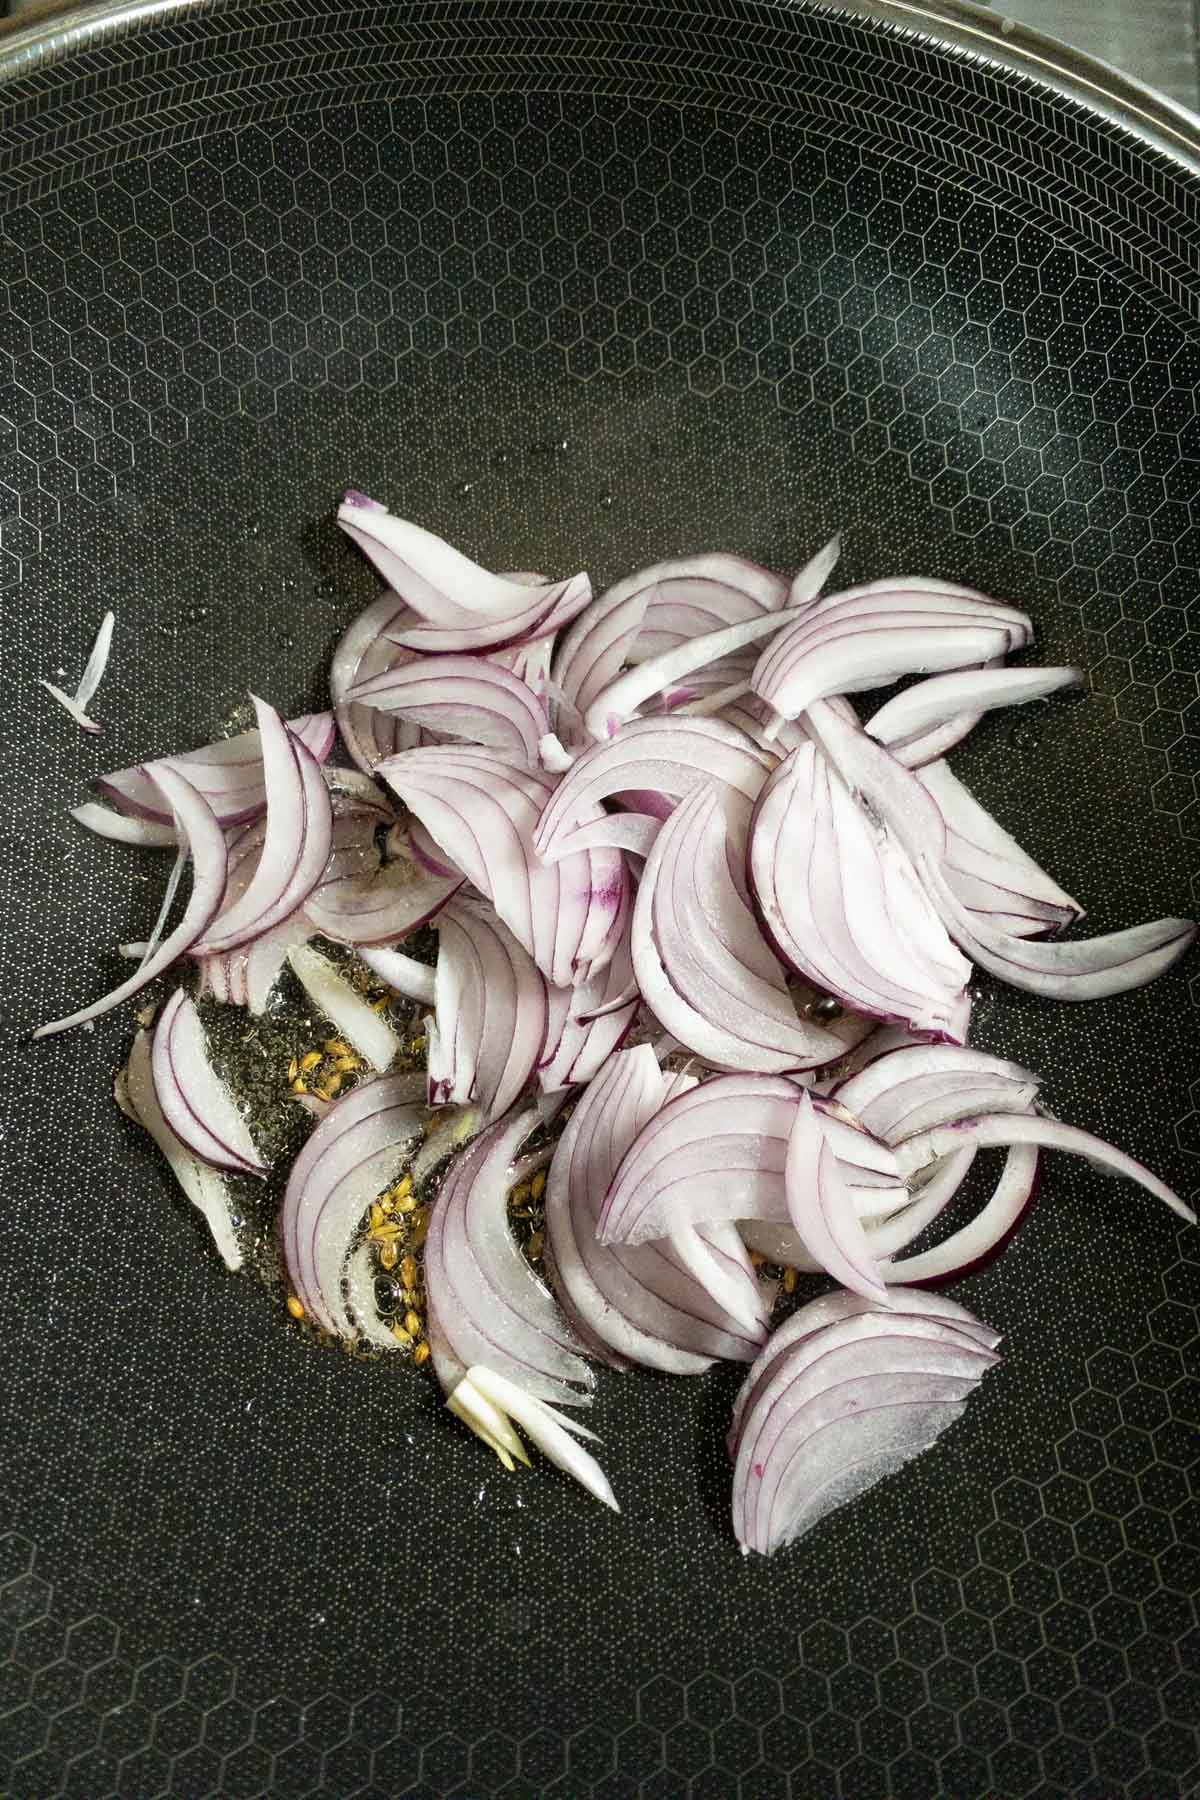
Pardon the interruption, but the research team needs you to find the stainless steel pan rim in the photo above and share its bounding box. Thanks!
[3,0,1200,176]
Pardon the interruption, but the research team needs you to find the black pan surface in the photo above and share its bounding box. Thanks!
[0,4,1197,1796]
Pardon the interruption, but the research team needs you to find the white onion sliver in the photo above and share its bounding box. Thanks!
[287,944,403,1072]
[122,1028,244,1272]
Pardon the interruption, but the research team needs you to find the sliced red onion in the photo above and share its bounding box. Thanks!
[835,1045,1041,1138]
[598,1074,904,1248]
[748,742,969,1038]
[632,782,844,1074]
[920,858,1197,1001]
[553,573,654,725]
[347,655,549,764]
[343,1240,410,1351]
[339,495,592,647]
[196,801,322,1012]
[302,829,461,947]
[357,945,436,1006]
[378,746,628,988]
[918,759,1083,934]
[884,1143,1040,1284]
[193,699,333,956]
[753,581,1032,725]
[532,716,773,864]
[896,1112,1196,1223]
[444,1365,531,1469]
[627,553,789,658]
[785,1090,889,1304]
[538,733,577,774]
[34,766,228,1039]
[426,896,548,1123]
[544,812,660,860]
[538,918,639,1092]
[135,846,187,973]
[41,610,117,732]
[496,624,556,701]
[407,1100,483,1190]
[739,1142,977,1270]
[330,591,420,776]
[287,943,402,1071]
[546,1047,769,1374]
[864,656,1005,771]
[804,697,949,870]
[583,582,829,744]
[731,1293,998,1553]
[712,694,810,755]
[70,803,178,849]
[149,987,268,1176]
[280,1073,426,1336]
[423,1109,594,1407]
[728,1283,998,1459]
[94,711,335,829]
[464,1366,619,1511]
[384,578,590,656]
[867,665,1081,763]
[120,1027,245,1271]
[196,765,360,957]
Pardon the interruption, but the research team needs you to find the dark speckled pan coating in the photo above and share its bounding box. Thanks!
[0,5,1196,1797]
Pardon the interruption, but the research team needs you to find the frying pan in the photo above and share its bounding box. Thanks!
[0,3,1197,1796]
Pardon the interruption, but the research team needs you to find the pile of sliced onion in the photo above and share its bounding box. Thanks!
[41,503,1194,1542]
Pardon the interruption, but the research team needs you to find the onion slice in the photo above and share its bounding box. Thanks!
[835,1044,1042,1137]
[538,919,639,1092]
[70,803,178,849]
[423,1109,594,1407]
[348,655,549,764]
[192,698,333,955]
[287,944,403,1072]
[120,1028,245,1272]
[339,494,593,653]
[729,1284,998,1459]
[40,679,101,733]
[748,743,968,1037]
[426,897,548,1123]
[280,1073,426,1336]
[34,766,228,1039]
[867,665,1081,759]
[302,829,461,947]
[533,716,773,863]
[785,1091,890,1304]
[94,712,335,829]
[884,1144,1040,1284]
[753,581,1032,725]
[150,987,268,1176]
[921,859,1197,1000]
[330,591,420,776]
[460,1366,619,1511]
[379,746,627,988]
[918,759,1083,935]
[739,1144,977,1270]
[583,548,835,743]
[545,1047,769,1373]
[896,1113,1196,1224]
[598,1074,903,1248]
[632,782,844,1074]
[358,945,436,1006]
[552,573,654,725]
[731,1290,998,1553]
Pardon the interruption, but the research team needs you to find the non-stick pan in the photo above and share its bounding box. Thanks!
[0,3,1197,1796]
